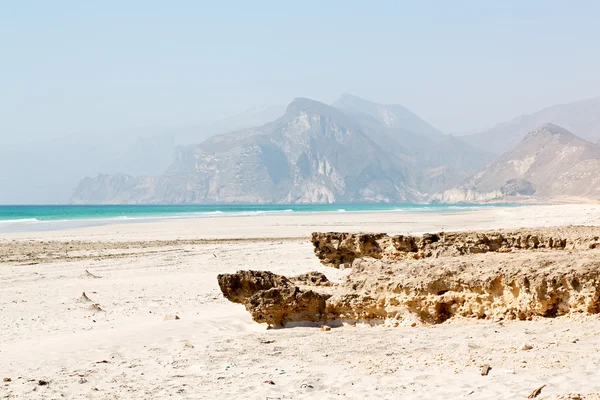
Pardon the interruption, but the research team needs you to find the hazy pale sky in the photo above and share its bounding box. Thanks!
[2,0,600,140]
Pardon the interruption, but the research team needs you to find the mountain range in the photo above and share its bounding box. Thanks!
[462,97,600,154]
[71,95,600,204]
[433,123,600,203]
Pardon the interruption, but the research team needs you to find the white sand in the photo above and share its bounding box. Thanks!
[1,204,600,399]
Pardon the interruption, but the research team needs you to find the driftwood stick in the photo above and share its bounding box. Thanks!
[527,384,546,399]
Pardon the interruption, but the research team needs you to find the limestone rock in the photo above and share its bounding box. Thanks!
[217,270,291,304]
[217,270,331,327]
[247,286,329,327]
[220,226,600,327]
[290,272,330,286]
[340,253,600,323]
[312,227,600,268]
[311,233,389,267]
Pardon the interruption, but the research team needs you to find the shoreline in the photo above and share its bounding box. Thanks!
[0,202,520,234]
[1,203,598,241]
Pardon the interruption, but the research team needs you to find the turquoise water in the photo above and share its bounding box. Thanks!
[0,203,516,224]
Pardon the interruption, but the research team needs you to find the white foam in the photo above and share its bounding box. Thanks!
[0,218,40,224]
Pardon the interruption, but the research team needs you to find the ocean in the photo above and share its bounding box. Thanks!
[0,204,517,233]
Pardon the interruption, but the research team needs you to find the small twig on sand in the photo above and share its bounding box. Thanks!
[83,269,101,279]
[527,384,546,398]
[76,292,92,303]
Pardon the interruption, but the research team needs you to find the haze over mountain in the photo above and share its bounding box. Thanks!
[331,94,493,193]
[0,106,283,204]
[462,97,600,155]
[434,123,600,203]
[72,98,412,204]
[5,2,600,205]
[71,95,492,204]
[332,94,444,141]
[10,92,600,205]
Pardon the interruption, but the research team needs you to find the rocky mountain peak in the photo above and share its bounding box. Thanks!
[518,123,593,154]
[333,93,394,111]
[462,98,600,155]
[332,94,443,140]
[276,98,359,141]
[285,97,343,118]
[524,123,576,140]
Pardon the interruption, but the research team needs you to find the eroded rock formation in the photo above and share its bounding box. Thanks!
[219,226,600,327]
[339,253,600,323]
[217,271,331,327]
[312,226,600,268]
[217,270,291,304]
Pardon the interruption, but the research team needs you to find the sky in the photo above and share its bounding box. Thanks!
[2,0,600,141]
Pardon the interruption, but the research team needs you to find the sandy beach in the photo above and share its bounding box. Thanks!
[2,204,600,399]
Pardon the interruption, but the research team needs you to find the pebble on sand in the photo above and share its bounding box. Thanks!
[480,364,491,376]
